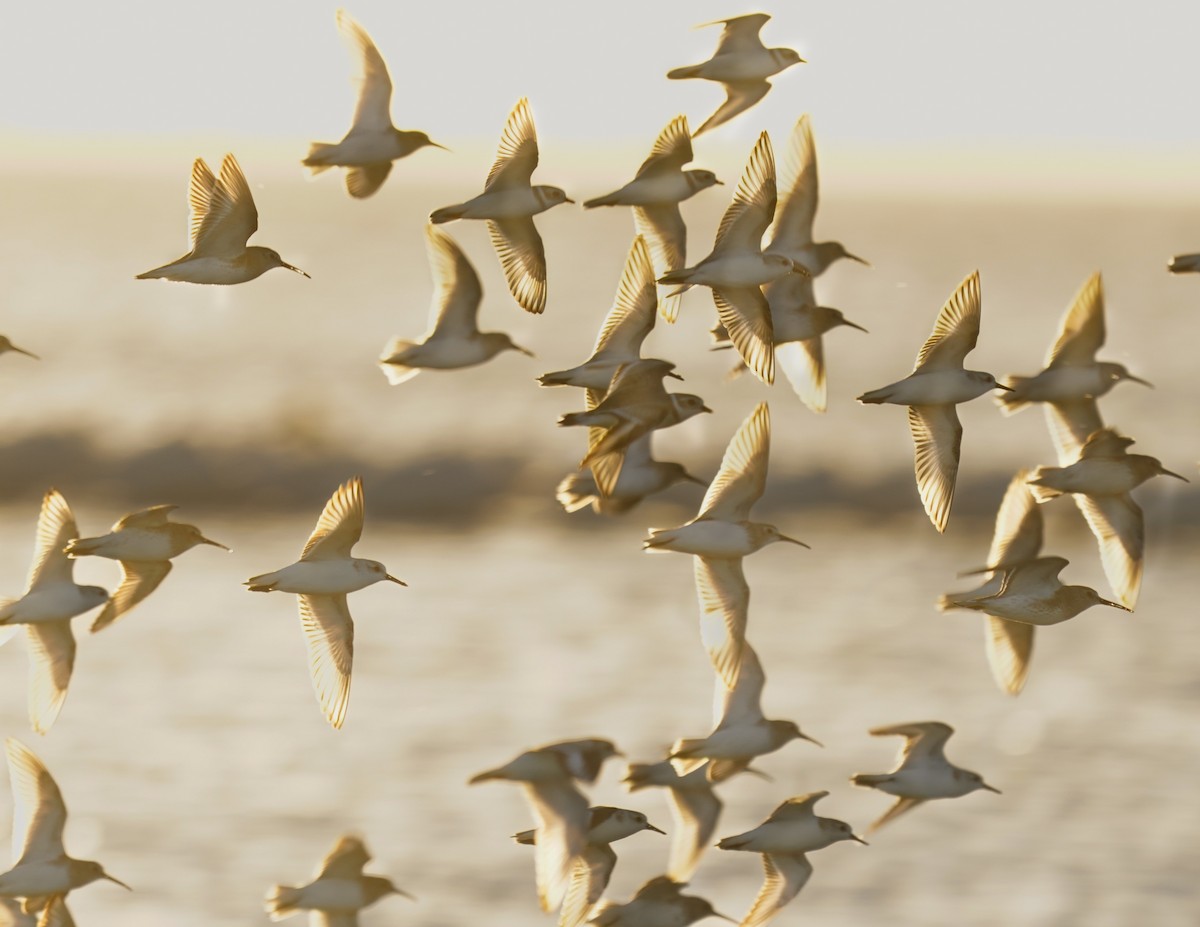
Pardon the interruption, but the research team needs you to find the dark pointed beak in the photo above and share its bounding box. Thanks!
[681,471,708,486]
[845,252,870,266]
[1100,598,1132,612]
[712,912,738,923]
[283,262,311,279]
[11,345,38,359]
[646,822,667,835]
[851,834,869,845]
[981,783,1002,794]
[104,872,133,891]
[842,319,869,333]
[1127,374,1153,387]
[666,370,685,380]
[429,141,451,152]
[564,197,576,204]
[714,179,725,185]
[1161,468,1189,482]
[700,405,713,414]
[992,383,1015,392]
[512,343,535,357]
[386,574,408,586]
[200,536,231,551]
[778,534,811,549]
[799,732,824,747]
[391,886,416,900]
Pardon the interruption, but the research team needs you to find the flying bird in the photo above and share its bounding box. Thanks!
[623,759,722,881]
[265,834,411,924]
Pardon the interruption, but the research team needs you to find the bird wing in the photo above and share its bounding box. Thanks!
[867,797,924,834]
[24,623,76,736]
[1044,398,1104,466]
[632,205,686,323]
[592,236,657,356]
[583,387,625,499]
[984,616,1035,696]
[89,560,172,632]
[693,81,772,138]
[711,287,774,385]
[1045,272,1104,368]
[907,404,963,533]
[485,98,539,191]
[1077,427,1133,459]
[776,338,827,413]
[996,556,1070,597]
[913,270,981,372]
[337,9,394,134]
[635,115,693,179]
[425,224,483,337]
[740,853,812,927]
[694,557,749,690]
[488,217,547,314]
[314,835,370,880]
[706,13,771,56]
[868,721,954,765]
[666,781,722,881]
[39,897,75,927]
[699,401,770,520]
[191,154,258,258]
[301,477,365,561]
[766,115,818,253]
[344,163,393,199]
[765,791,828,823]
[5,739,67,865]
[714,641,765,729]
[559,843,617,927]
[523,778,590,913]
[1074,493,1143,609]
[712,132,776,254]
[986,469,1043,568]
[26,490,77,591]
[113,504,178,530]
[298,594,355,730]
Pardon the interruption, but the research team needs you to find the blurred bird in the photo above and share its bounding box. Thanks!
[717,792,865,927]
[0,490,108,734]
[244,477,405,729]
[645,403,807,687]
[430,98,572,313]
[0,740,130,918]
[995,273,1150,465]
[304,9,447,198]
[137,154,309,284]
[937,472,1044,695]
[514,806,665,927]
[659,133,800,384]
[556,433,705,516]
[623,760,722,881]
[66,504,227,633]
[378,224,532,385]
[857,271,1009,532]
[670,644,820,782]
[851,722,999,833]
[590,875,735,926]
[583,117,722,321]
[265,834,411,924]
[0,337,37,361]
[1167,253,1200,274]
[668,13,804,137]
[950,556,1132,625]
[1028,428,1187,608]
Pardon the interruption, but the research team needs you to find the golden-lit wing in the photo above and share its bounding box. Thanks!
[666,779,722,881]
[522,778,590,913]
[635,115,693,178]
[1077,427,1134,459]
[314,835,370,880]
[984,617,1035,696]
[764,791,829,823]
[485,98,539,191]
[767,115,818,253]
[632,205,686,323]
[693,81,772,138]
[113,504,178,530]
[712,132,776,253]
[740,853,812,927]
[24,623,76,736]
[913,271,981,372]
[5,739,67,865]
[712,288,774,385]
[344,162,392,199]
[776,338,826,413]
[694,557,749,690]
[986,469,1043,568]
[337,9,394,134]
[301,477,365,561]
[559,843,617,927]
[192,154,258,257]
[298,594,355,730]
[1044,398,1104,466]
[90,560,172,632]
[1074,493,1143,609]
[186,157,218,251]
[592,236,657,356]
[714,642,765,729]
[908,404,963,533]
[313,914,356,927]
[488,217,547,314]
[699,402,770,520]
[426,224,483,337]
[867,797,924,834]
[26,490,76,592]
[706,13,771,56]
[868,721,954,765]
[1045,272,1104,368]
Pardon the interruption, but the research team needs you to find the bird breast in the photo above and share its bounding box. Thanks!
[613,174,695,206]
[692,51,785,83]
[1038,459,1144,496]
[262,560,383,595]
[690,253,789,288]
[657,521,756,557]
[458,187,545,220]
[7,585,101,624]
[1013,365,1114,402]
[879,369,994,405]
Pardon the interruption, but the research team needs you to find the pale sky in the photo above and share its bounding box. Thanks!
[4,2,1200,192]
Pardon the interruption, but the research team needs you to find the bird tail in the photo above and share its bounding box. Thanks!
[850,773,892,788]
[0,598,16,625]
[936,592,970,612]
[538,369,575,386]
[994,376,1031,414]
[582,193,620,209]
[656,268,691,286]
[244,572,280,593]
[264,885,302,920]
[669,739,709,777]
[511,828,536,845]
[667,64,703,80]
[430,204,466,224]
[1026,468,1064,502]
[63,537,101,557]
[642,529,677,551]
[555,472,598,513]
[558,411,597,428]
[855,385,893,404]
[715,833,749,850]
[301,142,337,174]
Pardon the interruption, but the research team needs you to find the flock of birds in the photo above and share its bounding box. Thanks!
[0,7,1193,927]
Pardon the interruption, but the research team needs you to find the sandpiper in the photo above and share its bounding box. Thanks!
[265,834,411,923]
